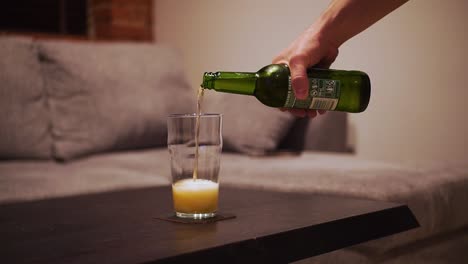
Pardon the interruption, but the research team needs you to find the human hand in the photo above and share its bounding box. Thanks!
[273,28,339,118]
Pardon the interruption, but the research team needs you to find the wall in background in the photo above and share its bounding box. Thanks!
[89,0,153,41]
[155,0,468,163]
[0,0,153,41]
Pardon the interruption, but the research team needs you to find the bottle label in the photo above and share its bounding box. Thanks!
[283,77,340,110]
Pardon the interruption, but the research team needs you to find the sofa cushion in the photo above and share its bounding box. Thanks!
[37,40,194,161]
[0,36,52,159]
[279,112,349,153]
[204,92,296,155]
[0,149,171,203]
[219,153,468,252]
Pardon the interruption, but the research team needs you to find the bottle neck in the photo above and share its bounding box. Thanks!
[201,72,257,95]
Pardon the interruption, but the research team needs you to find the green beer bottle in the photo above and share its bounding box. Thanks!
[201,64,370,113]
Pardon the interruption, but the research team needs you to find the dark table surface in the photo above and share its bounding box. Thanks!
[0,186,418,264]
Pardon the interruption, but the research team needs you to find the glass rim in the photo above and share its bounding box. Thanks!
[168,113,222,119]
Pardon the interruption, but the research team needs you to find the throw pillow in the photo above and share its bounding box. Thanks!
[38,41,194,161]
[203,92,296,155]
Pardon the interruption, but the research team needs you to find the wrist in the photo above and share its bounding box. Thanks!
[310,3,348,49]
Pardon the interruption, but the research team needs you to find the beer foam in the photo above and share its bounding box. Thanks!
[173,179,218,191]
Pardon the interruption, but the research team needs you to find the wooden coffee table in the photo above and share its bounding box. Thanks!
[0,186,418,263]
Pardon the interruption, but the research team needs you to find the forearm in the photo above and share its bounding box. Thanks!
[312,0,408,47]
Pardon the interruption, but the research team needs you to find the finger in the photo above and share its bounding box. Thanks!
[288,108,307,118]
[306,110,318,118]
[318,110,327,115]
[316,48,339,69]
[289,57,309,100]
[272,55,287,64]
[272,48,292,64]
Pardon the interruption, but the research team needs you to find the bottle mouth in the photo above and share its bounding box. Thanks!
[201,72,219,88]
[203,72,218,79]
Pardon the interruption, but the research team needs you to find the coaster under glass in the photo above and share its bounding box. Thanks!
[155,212,236,224]
[176,211,216,219]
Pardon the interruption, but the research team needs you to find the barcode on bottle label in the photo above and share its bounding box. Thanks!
[310,98,338,110]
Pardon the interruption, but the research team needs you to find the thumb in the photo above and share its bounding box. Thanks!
[289,58,309,100]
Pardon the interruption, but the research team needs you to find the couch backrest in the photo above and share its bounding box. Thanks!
[1,36,349,161]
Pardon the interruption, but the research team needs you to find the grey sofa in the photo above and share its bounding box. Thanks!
[1,36,468,263]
